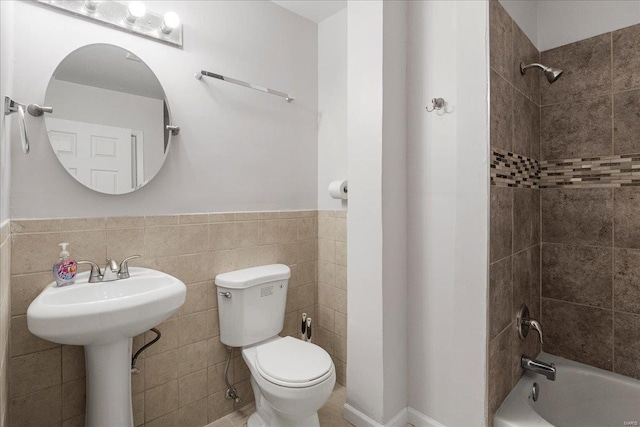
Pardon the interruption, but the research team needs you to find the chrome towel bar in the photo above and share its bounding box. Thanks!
[4,96,53,154]
[195,70,295,103]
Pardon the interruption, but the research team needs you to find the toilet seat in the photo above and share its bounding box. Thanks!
[255,336,333,388]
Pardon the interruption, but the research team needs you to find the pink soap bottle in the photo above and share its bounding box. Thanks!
[53,242,77,287]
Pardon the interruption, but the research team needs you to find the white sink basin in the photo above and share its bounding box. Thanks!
[27,267,186,427]
[28,267,186,346]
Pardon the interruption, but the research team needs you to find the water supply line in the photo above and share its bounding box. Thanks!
[225,346,242,403]
[131,328,161,374]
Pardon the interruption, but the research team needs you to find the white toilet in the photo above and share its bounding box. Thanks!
[215,264,336,427]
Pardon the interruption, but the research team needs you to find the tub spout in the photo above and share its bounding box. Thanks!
[522,355,556,381]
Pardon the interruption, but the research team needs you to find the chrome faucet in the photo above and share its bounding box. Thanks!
[77,255,141,283]
[521,356,556,381]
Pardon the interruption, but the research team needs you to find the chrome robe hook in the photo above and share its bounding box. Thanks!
[426,97,445,112]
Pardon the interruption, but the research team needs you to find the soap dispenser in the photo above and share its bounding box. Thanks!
[53,242,77,287]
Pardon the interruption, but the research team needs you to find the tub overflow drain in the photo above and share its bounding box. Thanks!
[532,382,539,402]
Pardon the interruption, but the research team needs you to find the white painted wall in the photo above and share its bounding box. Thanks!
[537,0,640,51]
[47,80,164,181]
[345,1,408,425]
[0,1,14,224]
[346,0,385,421]
[499,0,640,51]
[406,1,489,426]
[317,8,347,211]
[8,0,318,218]
[381,0,408,422]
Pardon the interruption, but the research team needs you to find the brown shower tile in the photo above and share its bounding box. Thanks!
[488,326,513,417]
[542,244,612,308]
[513,91,540,158]
[489,257,512,341]
[491,69,512,151]
[513,245,540,317]
[541,33,611,105]
[490,0,512,79]
[613,23,640,92]
[512,23,540,104]
[491,186,513,262]
[540,96,612,160]
[614,312,640,380]
[614,187,640,249]
[614,89,640,154]
[513,189,540,253]
[541,188,613,246]
[542,299,613,371]
[614,248,640,315]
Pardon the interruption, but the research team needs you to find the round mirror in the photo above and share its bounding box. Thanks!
[45,44,172,195]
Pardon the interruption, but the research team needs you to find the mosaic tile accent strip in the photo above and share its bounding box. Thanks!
[540,154,640,188]
[490,149,540,188]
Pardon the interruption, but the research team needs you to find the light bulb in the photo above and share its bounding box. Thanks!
[83,0,99,12]
[160,11,180,34]
[125,1,146,23]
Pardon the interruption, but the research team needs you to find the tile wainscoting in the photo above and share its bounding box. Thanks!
[0,222,10,427]
[6,210,347,427]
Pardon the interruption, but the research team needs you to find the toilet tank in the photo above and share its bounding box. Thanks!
[215,264,290,347]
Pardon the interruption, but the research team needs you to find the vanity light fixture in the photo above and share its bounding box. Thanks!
[35,0,183,47]
[125,1,146,24]
[160,12,180,34]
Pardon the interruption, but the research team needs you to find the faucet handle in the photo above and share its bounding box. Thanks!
[525,318,544,345]
[118,255,141,279]
[517,304,544,345]
[77,260,102,283]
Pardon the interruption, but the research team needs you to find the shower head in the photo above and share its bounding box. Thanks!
[520,62,564,84]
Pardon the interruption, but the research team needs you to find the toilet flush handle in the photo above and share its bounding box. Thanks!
[218,291,232,298]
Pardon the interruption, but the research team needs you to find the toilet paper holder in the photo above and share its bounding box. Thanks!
[328,180,348,200]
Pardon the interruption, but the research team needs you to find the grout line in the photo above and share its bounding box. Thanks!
[612,185,616,370]
[541,296,613,312]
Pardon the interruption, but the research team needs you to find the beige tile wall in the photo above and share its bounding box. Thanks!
[0,221,10,427]
[315,211,347,386]
[8,211,319,427]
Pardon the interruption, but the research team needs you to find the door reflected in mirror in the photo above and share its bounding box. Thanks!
[45,44,172,195]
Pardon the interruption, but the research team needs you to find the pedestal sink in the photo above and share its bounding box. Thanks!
[27,267,186,427]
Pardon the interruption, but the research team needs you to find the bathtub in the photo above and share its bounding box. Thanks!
[494,352,640,427]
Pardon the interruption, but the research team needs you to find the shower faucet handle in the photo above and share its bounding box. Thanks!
[517,304,544,345]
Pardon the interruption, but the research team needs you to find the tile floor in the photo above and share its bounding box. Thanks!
[206,384,352,427]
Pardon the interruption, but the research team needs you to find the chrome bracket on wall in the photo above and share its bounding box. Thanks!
[35,0,183,48]
[4,97,53,154]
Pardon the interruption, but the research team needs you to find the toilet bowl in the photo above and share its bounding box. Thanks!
[242,336,336,427]
[215,264,336,427]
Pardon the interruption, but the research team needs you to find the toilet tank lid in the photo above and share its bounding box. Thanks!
[215,264,291,289]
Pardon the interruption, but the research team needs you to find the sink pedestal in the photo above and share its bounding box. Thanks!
[85,339,134,427]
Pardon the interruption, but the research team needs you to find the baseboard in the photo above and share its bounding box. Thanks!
[344,404,408,427]
[407,407,446,427]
